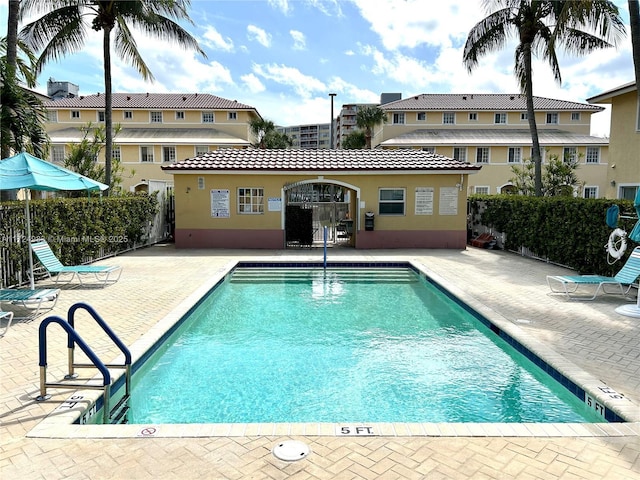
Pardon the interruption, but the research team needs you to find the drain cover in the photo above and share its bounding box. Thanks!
[272,440,311,461]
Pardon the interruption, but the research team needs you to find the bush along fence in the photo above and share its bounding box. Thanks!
[468,195,636,276]
[1,193,158,288]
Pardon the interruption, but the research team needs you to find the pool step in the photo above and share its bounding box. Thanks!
[109,393,130,424]
[230,268,419,283]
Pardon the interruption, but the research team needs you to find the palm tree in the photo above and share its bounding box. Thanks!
[249,118,292,149]
[19,0,206,193]
[463,0,624,196]
[356,105,386,149]
[1,36,48,160]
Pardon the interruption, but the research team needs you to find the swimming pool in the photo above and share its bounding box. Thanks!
[125,266,603,424]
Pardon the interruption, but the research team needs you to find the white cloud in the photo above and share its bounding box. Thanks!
[252,63,326,97]
[290,30,306,50]
[202,26,234,52]
[241,73,266,94]
[267,0,290,15]
[351,0,483,51]
[247,25,272,48]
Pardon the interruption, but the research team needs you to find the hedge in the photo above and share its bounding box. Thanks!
[1,193,158,286]
[468,195,636,276]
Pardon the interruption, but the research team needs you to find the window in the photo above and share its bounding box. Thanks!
[546,112,558,124]
[47,111,58,122]
[417,112,426,121]
[583,186,598,198]
[474,186,490,195]
[150,111,163,123]
[378,188,405,215]
[529,147,546,163]
[392,112,405,124]
[621,186,639,200]
[443,112,455,124]
[162,146,176,163]
[563,147,578,163]
[195,145,209,156]
[71,110,80,119]
[421,146,435,154]
[469,112,478,121]
[112,145,121,161]
[50,145,65,162]
[520,112,528,121]
[494,113,507,124]
[202,112,215,123]
[508,147,522,163]
[585,147,600,163]
[140,146,154,163]
[571,112,581,121]
[175,111,185,120]
[98,111,105,122]
[228,112,237,120]
[124,111,133,119]
[238,187,264,214]
[453,147,467,161]
[476,147,489,164]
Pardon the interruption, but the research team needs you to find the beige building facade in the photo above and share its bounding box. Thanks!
[43,93,262,193]
[373,94,610,197]
[162,149,481,250]
[587,82,640,200]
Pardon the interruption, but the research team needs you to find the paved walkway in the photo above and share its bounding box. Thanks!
[1,245,638,479]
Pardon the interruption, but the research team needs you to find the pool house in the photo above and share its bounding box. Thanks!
[161,149,482,249]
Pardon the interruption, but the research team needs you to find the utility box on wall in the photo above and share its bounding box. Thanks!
[365,212,374,231]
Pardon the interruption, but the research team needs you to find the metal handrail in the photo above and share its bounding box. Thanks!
[37,303,133,424]
[37,316,112,424]
[67,302,132,402]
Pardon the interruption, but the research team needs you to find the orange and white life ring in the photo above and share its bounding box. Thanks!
[606,228,627,260]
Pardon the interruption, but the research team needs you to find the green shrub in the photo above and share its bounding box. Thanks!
[469,195,636,275]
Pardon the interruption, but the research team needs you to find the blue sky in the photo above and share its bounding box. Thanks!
[1,0,635,135]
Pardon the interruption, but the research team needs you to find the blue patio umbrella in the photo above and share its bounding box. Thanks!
[0,152,108,289]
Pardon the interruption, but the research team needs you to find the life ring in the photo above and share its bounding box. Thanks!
[606,228,627,260]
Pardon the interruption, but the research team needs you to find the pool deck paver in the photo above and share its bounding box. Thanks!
[1,245,639,479]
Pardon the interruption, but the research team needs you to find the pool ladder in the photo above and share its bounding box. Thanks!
[37,302,132,424]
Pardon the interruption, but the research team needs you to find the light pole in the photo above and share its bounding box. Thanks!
[329,93,336,149]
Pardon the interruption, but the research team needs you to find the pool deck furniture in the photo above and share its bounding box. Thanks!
[31,240,122,287]
[0,288,60,322]
[546,246,640,300]
[470,232,496,249]
[0,310,14,337]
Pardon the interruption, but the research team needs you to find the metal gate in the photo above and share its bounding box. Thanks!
[285,183,352,247]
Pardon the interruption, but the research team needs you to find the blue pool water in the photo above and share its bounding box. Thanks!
[127,267,602,424]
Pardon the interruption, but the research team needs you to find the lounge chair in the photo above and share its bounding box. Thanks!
[0,311,14,337]
[31,240,122,287]
[0,288,60,323]
[547,246,640,300]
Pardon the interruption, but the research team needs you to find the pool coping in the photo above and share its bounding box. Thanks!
[27,260,640,439]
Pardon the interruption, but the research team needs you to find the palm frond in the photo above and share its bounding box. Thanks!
[463,8,513,72]
[113,19,154,81]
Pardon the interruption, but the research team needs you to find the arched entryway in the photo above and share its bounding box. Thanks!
[283,179,359,248]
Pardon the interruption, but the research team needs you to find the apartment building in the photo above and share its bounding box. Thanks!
[43,89,262,192]
[588,82,639,200]
[373,94,609,197]
[276,123,331,149]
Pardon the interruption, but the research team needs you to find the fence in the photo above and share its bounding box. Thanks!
[1,187,173,288]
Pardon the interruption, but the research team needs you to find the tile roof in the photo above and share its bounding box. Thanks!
[382,94,603,112]
[44,93,257,111]
[161,148,482,173]
[48,127,250,145]
[381,129,609,146]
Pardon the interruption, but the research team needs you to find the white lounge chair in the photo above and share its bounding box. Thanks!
[31,240,122,287]
[0,310,14,337]
[0,288,60,322]
[547,246,640,300]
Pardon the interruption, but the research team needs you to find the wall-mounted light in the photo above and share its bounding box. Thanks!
[186,187,191,193]
[610,180,616,187]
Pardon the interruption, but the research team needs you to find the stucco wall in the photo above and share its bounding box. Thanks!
[171,172,472,249]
